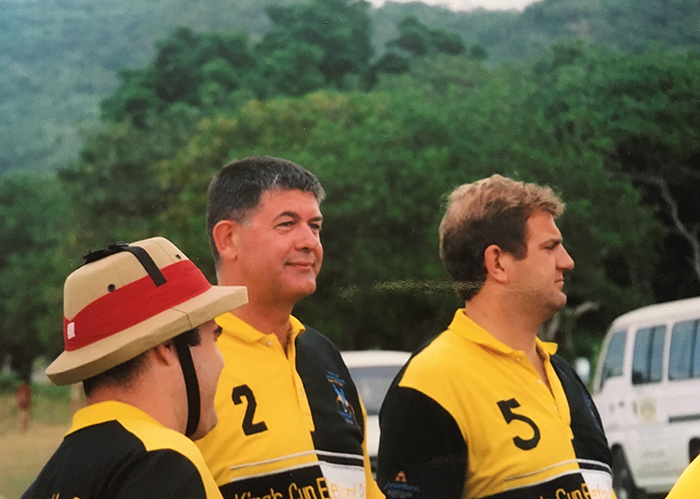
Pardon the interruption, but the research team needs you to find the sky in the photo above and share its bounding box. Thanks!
[368,0,540,11]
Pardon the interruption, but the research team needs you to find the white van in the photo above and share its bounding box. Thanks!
[592,296,700,498]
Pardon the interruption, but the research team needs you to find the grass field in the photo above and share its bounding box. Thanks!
[0,385,76,499]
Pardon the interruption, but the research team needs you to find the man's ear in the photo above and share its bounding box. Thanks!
[483,244,510,284]
[212,220,239,262]
[152,341,179,366]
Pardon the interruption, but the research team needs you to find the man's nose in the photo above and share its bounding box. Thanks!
[559,246,575,270]
[296,224,321,250]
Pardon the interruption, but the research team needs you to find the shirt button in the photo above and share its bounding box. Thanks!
[267,341,273,346]
[537,380,542,384]
[516,357,521,362]
[554,405,558,410]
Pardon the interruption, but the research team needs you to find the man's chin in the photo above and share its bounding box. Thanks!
[286,281,317,301]
[553,293,568,311]
[542,294,567,321]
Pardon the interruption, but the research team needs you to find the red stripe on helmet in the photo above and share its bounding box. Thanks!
[63,260,211,351]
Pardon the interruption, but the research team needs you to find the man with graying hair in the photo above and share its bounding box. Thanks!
[377,175,615,499]
[22,237,247,499]
[197,156,383,499]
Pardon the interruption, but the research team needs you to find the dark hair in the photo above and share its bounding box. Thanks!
[439,175,564,301]
[82,328,201,397]
[206,156,325,264]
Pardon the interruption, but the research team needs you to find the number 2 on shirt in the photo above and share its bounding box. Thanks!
[497,398,541,450]
[232,384,268,436]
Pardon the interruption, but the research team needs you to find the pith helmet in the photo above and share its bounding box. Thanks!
[46,237,247,385]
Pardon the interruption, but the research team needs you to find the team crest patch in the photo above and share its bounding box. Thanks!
[326,371,357,426]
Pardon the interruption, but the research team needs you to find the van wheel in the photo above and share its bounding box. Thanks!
[613,449,638,499]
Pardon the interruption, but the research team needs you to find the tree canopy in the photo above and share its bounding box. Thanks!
[104,0,375,127]
[3,0,699,175]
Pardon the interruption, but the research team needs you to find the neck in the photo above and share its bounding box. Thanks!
[85,357,186,434]
[232,302,292,348]
[464,285,554,391]
[217,267,295,349]
[463,290,542,360]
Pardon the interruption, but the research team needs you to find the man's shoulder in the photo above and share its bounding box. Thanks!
[121,416,201,456]
[117,418,219,494]
[26,420,211,499]
[296,324,342,355]
[549,354,588,391]
[403,329,465,372]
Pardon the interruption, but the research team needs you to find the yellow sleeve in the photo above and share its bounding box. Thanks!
[667,455,700,499]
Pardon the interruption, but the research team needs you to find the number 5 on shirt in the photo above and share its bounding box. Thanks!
[497,398,541,450]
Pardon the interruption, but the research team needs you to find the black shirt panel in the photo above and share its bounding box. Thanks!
[550,354,613,467]
[377,385,467,499]
[22,421,208,499]
[295,325,366,456]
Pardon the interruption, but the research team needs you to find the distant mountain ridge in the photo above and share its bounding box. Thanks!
[1,0,697,174]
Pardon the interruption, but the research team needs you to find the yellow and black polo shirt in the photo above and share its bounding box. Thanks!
[377,310,614,499]
[22,401,222,499]
[196,313,383,499]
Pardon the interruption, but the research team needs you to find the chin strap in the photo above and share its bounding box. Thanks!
[173,335,201,437]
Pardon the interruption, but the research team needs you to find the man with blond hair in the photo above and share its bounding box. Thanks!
[377,175,615,499]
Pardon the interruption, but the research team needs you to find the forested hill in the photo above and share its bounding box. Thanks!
[1,0,699,175]
[375,0,700,61]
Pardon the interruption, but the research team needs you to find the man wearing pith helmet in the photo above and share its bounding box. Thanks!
[22,237,247,499]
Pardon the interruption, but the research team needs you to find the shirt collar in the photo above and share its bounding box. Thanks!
[215,312,306,345]
[448,309,558,357]
[68,401,161,436]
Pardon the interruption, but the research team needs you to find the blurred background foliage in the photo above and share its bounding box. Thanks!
[1,0,700,379]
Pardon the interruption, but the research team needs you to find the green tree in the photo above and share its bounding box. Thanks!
[102,28,256,127]
[387,16,465,57]
[60,104,204,252]
[256,42,326,98]
[524,42,700,301]
[372,16,467,81]
[0,174,73,381]
[260,0,374,88]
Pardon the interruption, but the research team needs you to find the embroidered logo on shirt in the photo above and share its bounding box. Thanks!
[385,477,419,499]
[326,371,357,426]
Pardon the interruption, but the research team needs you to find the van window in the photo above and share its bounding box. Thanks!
[669,320,700,380]
[600,330,626,387]
[632,325,666,385]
